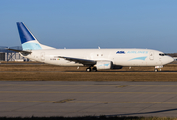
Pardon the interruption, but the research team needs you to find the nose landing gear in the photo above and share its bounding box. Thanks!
[154,66,163,72]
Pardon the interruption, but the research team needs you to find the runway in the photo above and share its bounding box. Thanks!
[1,81,177,117]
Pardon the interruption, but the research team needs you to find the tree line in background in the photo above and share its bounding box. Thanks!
[167,53,177,57]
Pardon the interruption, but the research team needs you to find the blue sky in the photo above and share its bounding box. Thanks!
[1,0,177,53]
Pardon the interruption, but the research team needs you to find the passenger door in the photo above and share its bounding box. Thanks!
[149,51,154,60]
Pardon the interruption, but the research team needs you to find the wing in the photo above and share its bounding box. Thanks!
[57,56,96,66]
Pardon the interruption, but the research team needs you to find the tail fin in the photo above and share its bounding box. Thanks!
[17,22,55,50]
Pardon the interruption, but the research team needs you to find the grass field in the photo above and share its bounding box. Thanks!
[0,62,177,81]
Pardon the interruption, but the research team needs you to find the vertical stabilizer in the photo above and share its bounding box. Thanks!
[17,22,55,50]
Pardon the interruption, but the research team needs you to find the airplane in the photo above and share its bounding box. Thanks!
[8,22,174,72]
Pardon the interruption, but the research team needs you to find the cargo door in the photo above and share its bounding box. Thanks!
[41,52,45,61]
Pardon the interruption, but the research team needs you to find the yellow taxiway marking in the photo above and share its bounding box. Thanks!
[1,84,177,87]
[1,91,177,94]
[1,100,177,104]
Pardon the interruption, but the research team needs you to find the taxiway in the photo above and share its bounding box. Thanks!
[1,81,177,117]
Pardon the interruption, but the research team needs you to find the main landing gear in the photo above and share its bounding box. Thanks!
[92,67,97,72]
[86,67,97,72]
[86,67,91,72]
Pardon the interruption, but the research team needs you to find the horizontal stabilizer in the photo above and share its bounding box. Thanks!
[6,48,32,54]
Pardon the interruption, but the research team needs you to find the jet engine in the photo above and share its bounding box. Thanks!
[94,61,113,70]
[94,61,123,70]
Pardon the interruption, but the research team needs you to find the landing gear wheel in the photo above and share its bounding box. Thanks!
[154,69,158,72]
[92,67,97,72]
[86,68,91,72]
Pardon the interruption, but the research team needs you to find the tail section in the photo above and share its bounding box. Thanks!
[17,22,55,50]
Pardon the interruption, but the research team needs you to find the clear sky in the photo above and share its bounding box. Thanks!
[1,0,177,53]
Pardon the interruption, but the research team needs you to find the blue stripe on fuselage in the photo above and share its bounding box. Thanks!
[129,56,147,61]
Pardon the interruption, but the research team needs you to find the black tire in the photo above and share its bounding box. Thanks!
[92,67,97,72]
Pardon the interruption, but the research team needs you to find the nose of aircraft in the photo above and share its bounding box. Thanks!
[167,56,174,64]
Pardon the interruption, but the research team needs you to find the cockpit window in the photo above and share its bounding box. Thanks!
[159,53,167,56]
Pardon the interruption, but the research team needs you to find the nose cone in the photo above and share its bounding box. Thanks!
[161,56,174,65]
[166,56,174,64]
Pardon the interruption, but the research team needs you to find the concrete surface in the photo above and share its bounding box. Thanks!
[1,81,177,117]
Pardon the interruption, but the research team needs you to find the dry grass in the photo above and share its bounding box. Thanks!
[0,63,177,81]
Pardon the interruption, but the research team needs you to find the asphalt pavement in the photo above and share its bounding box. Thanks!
[1,81,177,117]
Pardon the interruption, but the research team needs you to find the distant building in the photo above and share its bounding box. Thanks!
[0,52,5,61]
[0,46,28,61]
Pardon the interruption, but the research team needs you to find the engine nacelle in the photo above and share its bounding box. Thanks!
[95,61,113,70]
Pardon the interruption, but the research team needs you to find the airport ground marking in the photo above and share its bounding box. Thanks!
[1,91,177,94]
[69,101,177,104]
[0,101,55,103]
[1,100,177,104]
[1,84,177,87]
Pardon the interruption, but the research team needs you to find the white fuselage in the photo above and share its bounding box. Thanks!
[22,48,174,67]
